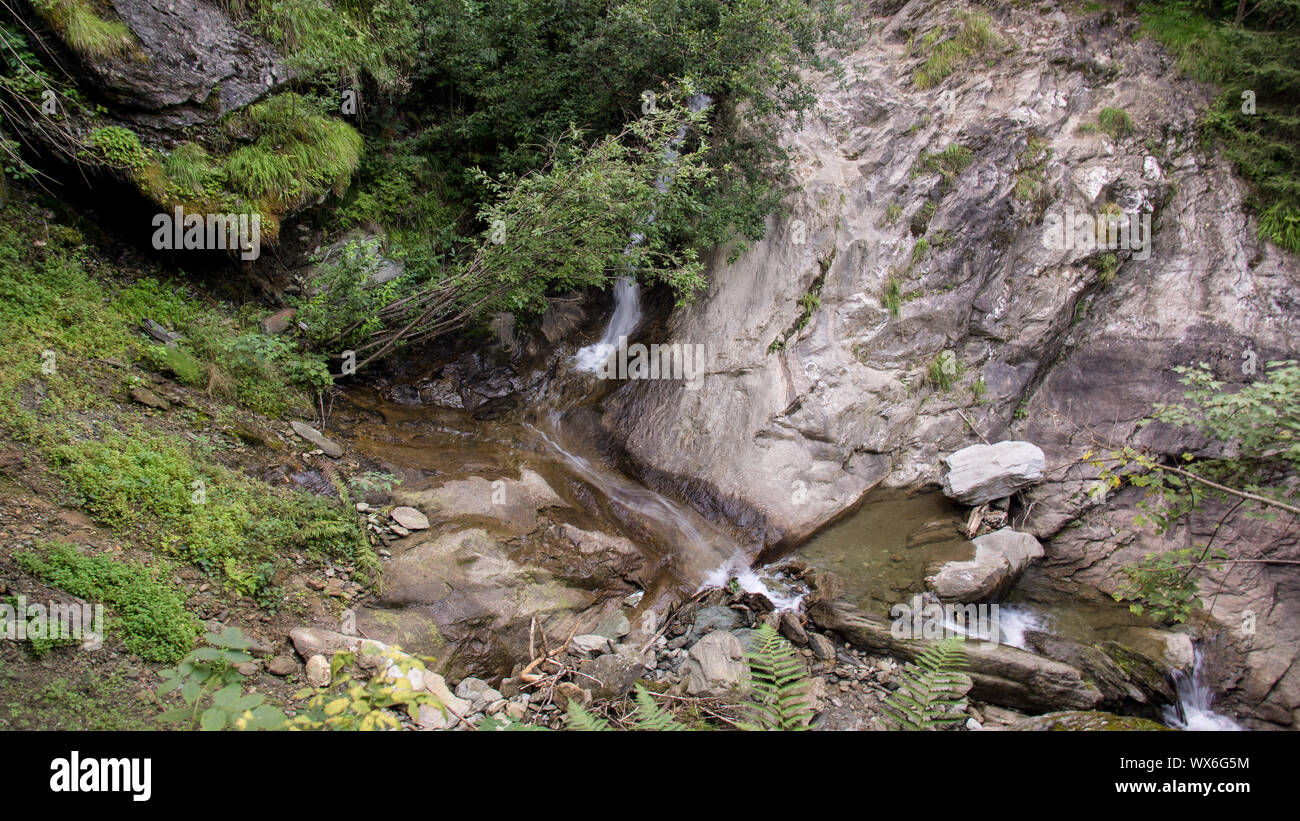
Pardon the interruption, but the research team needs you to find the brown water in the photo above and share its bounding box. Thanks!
[791,489,974,618]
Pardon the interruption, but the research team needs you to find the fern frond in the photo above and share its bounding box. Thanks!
[630,684,686,731]
[564,699,612,731]
[739,623,814,731]
[882,637,971,730]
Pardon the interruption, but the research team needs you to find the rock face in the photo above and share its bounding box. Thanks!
[591,3,1300,724]
[57,0,289,135]
[927,528,1045,602]
[682,631,747,696]
[940,442,1045,505]
[356,469,644,678]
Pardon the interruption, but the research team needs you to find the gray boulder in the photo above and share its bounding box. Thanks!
[926,528,1044,602]
[682,631,747,696]
[941,442,1046,505]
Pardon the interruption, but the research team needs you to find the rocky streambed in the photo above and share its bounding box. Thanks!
[249,341,1231,731]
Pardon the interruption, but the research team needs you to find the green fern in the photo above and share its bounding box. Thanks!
[629,684,686,731]
[882,637,970,730]
[738,623,813,731]
[564,699,612,731]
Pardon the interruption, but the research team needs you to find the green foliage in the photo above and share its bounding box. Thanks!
[557,627,813,732]
[628,684,687,731]
[914,10,1004,89]
[292,238,414,351]
[915,144,975,187]
[564,698,614,731]
[250,0,421,92]
[883,202,903,226]
[1095,107,1135,138]
[927,349,964,391]
[1092,358,1300,621]
[883,274,903,318]
[1013,134,1051,211]
[220,93,364,222]
[912,236,930,263]
[30,0,139,60]
[738,623,813,730]
[45,427,374,598]
[881,638,970,730]
[15,541,197,663]
[349,471,399,495]
[1091,250,1121,284]
[156,627,287,730]
[81,126,150,172]
[1138,1,1300,252]
[1114,546,1228,623]
[290,647,443,730]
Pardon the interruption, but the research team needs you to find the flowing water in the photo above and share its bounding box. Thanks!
[572,93,711,374]
[1164,648,1244,731]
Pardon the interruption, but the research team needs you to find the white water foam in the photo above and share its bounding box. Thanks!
[699,556,808,612]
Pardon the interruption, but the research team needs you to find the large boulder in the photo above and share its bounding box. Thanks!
[49,0,289,134]
[926,528,1044,602]
[940,442,1046,506]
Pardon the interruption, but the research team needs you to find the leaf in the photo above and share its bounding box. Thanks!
[200,707,226,731]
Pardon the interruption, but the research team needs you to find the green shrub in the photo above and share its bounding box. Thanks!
[1138,2,1300,252]
[883,274,903,318]
[81,126,151,172]
[927,350,964,391]
[15,541,197,663]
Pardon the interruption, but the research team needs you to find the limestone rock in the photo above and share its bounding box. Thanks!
[940,442,1046,505]
[927,528,1044,603]
[304,654,331,687]
[682,631,746,697]
[389,506,430,531]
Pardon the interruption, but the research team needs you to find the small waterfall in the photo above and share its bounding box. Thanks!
[701,557,808,612]
[572,93,712,374]
[1163,647,1243,731]
[937,604,1050,649]
[571,276,641,372]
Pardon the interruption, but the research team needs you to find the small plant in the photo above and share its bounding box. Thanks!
[914,10,1003,89]
[927,350,963,391]
[882,637,970,730]
[30,0,140,60]
[911,236,930,263]
[81,126,151,173]
[883,202,903,226]
[15,541,197,663]
[883,275,903,318]
[291,647,444,731]
[156,627,286,730]
[348,471,400,495]
[915,144,974,188]
[738,623,814,730]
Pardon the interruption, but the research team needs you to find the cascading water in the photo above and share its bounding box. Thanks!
[526,412,733,587]
[572,93,712,374]
[571,275,642,372]
[1163,647,1243,731]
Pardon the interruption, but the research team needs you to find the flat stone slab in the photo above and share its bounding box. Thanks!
[941,441,1045,505]
[289,421,343,458]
